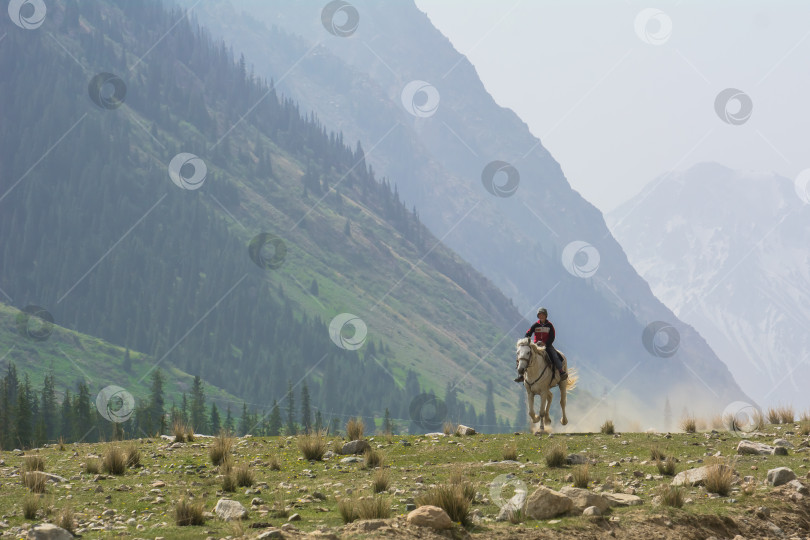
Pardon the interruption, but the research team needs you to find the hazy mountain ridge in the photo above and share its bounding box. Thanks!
[608,162,810,408]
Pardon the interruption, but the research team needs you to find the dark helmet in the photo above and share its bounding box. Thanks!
[537,307,548,317]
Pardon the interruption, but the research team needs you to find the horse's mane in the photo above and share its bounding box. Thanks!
[516,338,545,354]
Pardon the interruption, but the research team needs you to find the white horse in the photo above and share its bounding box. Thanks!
[516,337,578,434]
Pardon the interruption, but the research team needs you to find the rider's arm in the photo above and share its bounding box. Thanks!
[525,322,537,339]
[546,322,555,346]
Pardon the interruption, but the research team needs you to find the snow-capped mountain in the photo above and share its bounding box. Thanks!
[608,162,810,409]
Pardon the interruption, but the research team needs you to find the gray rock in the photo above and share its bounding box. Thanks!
[26,524,74,540]
[788,479,809,494]
[407,505,452,529]
[773,438,793,448]
[582,505,601,516]
[287,513,301,522]
[559,487,609,512]
[524,486,573,520]
[672,464,736,487]
[456,425,476,436]
[602,492,643,507]
[566,453,588,465]
[495,488,527,521]
[737,440,788,456]
[339,456,362,464]
[340,440,371,455]
[256,530,283,539]
[214,498,247,520]
[766,467,796,487]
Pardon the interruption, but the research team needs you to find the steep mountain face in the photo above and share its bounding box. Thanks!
[180,0,752,421]
[0,0,531,432]
[608,162,810,409]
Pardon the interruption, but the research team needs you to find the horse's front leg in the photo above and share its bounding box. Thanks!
[543,390,552,425]
[526,389,538,424]
[537,392,547,433]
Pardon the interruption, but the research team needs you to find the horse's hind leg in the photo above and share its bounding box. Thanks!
[543,390,552,425]
[527,390,538,424]
[560,384,568,426]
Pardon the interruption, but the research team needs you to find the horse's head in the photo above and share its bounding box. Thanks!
[516,338,533,376]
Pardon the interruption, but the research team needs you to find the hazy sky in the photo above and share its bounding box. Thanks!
[414,0,810,213]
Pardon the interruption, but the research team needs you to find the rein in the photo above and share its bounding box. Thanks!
[523,345,555,387]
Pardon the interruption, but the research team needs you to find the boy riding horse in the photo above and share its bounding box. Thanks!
[515,307,568,383]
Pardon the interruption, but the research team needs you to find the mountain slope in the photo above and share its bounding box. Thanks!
[0,0,536,430]
[608,162,810,409]
[180,0,752,421]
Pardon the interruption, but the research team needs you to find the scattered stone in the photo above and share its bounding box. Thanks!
[340,440,371,455]
[287,513,301,522]
[773,438,793,448]
[26,524,73,540]
[767,467,796,487]
[582,506,601,516]
[407,505,452,530]
[602,493,643,507]
[256,529,283,539]
[559,486,609,512]
[737,440,788,456]
[788,479,809,494]
[214,498,247,520]
[672,464,736,487]
[524,486,573,520]
[566,454,588,465]
[495,488,527,522]
[755,506,770,519]
[339,457,362,464]
[456,425,476,436]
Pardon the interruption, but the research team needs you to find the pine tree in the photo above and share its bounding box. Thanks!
[15,375,33,448]
[122,347,132,372]
[285,381,297,435]
[190,376,207,433]
[224,405,235,434]
[309,279,319,297]
[149,369,165,434]
[238,403,249,436]
[300,383,312,433]
[60,389,73,441]
[267,400,282,436]
[314,410,323,432]
[210,403,221,434]
[73,383,94,443]
[40,374,57,441]
[383,408,395,435]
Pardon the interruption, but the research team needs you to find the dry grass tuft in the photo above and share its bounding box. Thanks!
[679,416,697,433]
[799,420,810,436]
[22,495,40,519]
[22,471,47,493]
[650,445,666,461]
[600,420,615,434]
[363,448,384,469]
[338,495,391,523]
[767,407,780,424]
[125,443,141,468]
[346,418,365,441]
[443,421,455,436]
[298,430,327,461]
[234,464,254,487]
[502,442,518,461]
[209,431,234,466]
[268,455,282,470]
[57,437,66,451]
[56,506,75,534]
[22,455,45,473]
[704,462,734,496]
[102,445,127,475]
[85,458,100,475]
[372,468,390,494]
[175,498,205,526]
[656,457,677,476]
[173,420,187,443]
[659,485,684,508]
[778,405,795,424]
[416,484,471,525]
[572,464,590,488]
[545,442,567,468]
[221,472,237,492]
[338,498,358,524]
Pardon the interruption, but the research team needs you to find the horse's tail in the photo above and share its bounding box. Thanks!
[564,369,578,391]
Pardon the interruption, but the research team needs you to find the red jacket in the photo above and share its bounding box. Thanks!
[525,320,555,346]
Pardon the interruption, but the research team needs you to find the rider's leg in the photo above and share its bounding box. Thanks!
[547,346,567,380]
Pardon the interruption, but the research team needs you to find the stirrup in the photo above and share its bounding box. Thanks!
[514,375,524,383]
